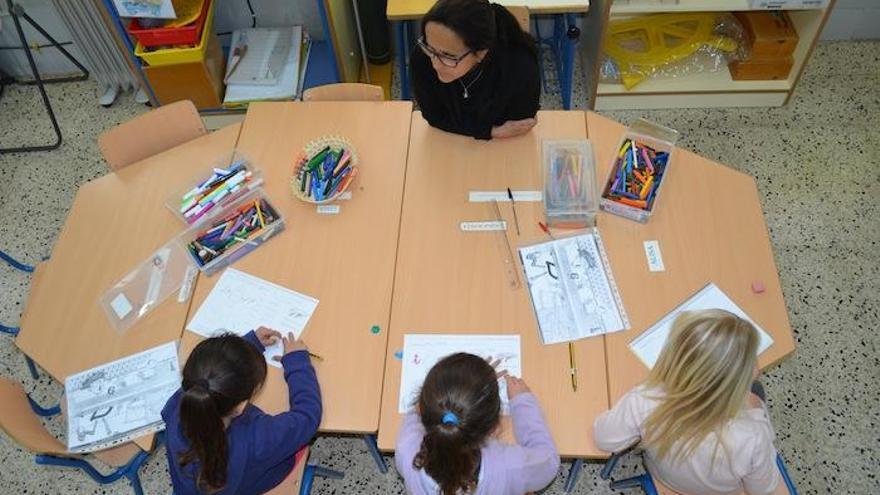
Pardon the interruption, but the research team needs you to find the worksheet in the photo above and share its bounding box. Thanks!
[399,334,521,414]
[519,231,629,344]
[66,341,180,453]
[629,283,775,368]
[186,268,319,367]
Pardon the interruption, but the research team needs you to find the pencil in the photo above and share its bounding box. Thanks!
[507,187,521,236]
[309,352,324,362]
[568,342,577,392]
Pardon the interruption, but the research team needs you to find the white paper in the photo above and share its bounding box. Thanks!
[643,240,665,272]
[469,191,543,202]
[224,27,303,104]
[519,231,628,344]
[399,334,521,414]
[186,268,319,367]
[110,294,133,320]
[629,283,775,369]
[112,0,176,19]
[65,341,180,453]
[317,204,341,214]
[460,221,507,232]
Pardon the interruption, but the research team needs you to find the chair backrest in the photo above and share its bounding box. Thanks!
[264,447,309,494]
[506,5,530,33]
[302,83,384,102]
[98,100,207,171]
[0,378,68,456]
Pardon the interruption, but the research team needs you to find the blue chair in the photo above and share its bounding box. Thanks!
[0,377,157,495]
[600,447,799,495]
[1,249,46,379]
[264,445,344,495]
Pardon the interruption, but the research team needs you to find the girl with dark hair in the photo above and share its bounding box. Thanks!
[411,0,541,140]
[161,327,322,494]
[395,353,559,495]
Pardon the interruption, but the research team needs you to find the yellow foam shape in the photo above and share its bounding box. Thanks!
[605,13,738,89]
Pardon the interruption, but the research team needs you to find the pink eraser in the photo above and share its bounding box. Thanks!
[751,281,766,294]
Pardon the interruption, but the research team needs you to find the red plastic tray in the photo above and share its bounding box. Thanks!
[127,0,211,48]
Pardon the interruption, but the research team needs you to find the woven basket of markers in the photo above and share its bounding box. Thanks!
[291,136,359,204]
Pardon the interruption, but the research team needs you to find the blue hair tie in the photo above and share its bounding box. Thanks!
[441,411,459,426]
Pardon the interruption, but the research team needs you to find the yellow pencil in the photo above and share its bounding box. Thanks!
[568,342,577,392]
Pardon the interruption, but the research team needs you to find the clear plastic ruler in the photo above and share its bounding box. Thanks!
[491,200,521,290]
[591,227,630,329]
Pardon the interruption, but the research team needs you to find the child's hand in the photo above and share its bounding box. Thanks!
[255,326,282,347]
[747,392,764,409]
[505,375,530,399]
[272,332,308,362]
[486,357,509,379]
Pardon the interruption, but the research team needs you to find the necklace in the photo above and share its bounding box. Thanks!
[459,68,484,99]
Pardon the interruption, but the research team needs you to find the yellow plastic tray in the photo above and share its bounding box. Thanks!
[135,0,214,66]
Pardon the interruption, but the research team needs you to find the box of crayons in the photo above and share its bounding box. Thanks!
[543,140,599,228]
[180,188,284,276]
[600,119,679,223]
[292,136,359,204]
[166,152,264,226]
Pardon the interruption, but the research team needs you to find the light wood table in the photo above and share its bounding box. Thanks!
[587,112,796,403]
[179,102,413,440]
[388,0,589,19]
[376,111,610,459]
[16,124,244,451]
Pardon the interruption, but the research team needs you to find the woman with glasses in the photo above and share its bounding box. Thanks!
[411,0,540,140]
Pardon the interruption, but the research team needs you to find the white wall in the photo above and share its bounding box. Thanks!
[820,0,880,40]
[0,0,87,79]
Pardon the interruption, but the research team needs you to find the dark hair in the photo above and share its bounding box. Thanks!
[178,333,267,492]
[422,0,537,59]
[413,353,501,495]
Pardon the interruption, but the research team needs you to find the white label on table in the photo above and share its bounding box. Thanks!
[460,221,507,232]
[336,191,352,201]
[317,204,341,214]
[110,293,133,320]
[643,240,665,272]
[469,190,543,202]
[177,265,199,303]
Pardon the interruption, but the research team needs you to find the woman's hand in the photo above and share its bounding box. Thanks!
[491,117,537,139]
[255,326,282,347]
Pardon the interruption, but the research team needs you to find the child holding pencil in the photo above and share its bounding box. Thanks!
[396,352,560,495]
[594,309,781,495]
[162,327,322,494]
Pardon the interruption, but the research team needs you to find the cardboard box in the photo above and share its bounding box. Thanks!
[729,56,794,80]
[735,11,799,59]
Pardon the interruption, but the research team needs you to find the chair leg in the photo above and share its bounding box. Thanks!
[362,434,388,473]
[0,323,20,334]
[610,474,646,490]
[564,458,584,492]
[126,471,145,495]
[311,465,344,480]
[0,249,35,273]
[25,356,40,380]
[27,395,60,417]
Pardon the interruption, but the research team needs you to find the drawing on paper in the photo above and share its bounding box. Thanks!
[519,231,628,345]
[113,0,176,19]
[66,342,180,453]
[399,334,522,415]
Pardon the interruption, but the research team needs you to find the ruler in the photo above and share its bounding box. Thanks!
[491,200,521,290]
[591,227,630,330]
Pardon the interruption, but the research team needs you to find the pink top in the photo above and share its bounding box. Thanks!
[594,386,780,495]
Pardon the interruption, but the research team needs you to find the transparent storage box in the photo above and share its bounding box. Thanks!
[543,140,599,229]
[100,239,199,334]
[165,151,264,227]
[179,187,285,276]
[599,119,679,223]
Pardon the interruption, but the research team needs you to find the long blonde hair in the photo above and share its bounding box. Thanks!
[642,309,759,463]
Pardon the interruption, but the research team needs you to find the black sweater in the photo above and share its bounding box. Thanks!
[410,44,540,140]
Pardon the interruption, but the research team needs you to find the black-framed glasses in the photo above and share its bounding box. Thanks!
[416,36,473,68]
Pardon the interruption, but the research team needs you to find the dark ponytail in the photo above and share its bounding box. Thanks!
[178,334,267,492]
[422,0,538,60]
[413,353,501,495]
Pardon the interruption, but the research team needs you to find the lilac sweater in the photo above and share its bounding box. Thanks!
[395,393,560,495]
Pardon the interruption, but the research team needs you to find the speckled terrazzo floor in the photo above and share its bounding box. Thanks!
[1,40,878,495]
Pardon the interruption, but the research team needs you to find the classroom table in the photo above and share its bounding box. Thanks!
[376,110,610,461]
[587,112,796,403]
[178,101,413,467]
[16,124,244,451]
[387,0,589,109]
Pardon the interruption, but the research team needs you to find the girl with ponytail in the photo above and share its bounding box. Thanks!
[396,353,559,494]
[411,0,541,140]
[162,327,322,494]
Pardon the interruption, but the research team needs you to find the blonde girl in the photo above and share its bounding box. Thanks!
[594,309,780,495]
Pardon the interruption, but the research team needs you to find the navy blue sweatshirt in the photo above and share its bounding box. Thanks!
[410,43,540,140]
[162,331,322,495]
